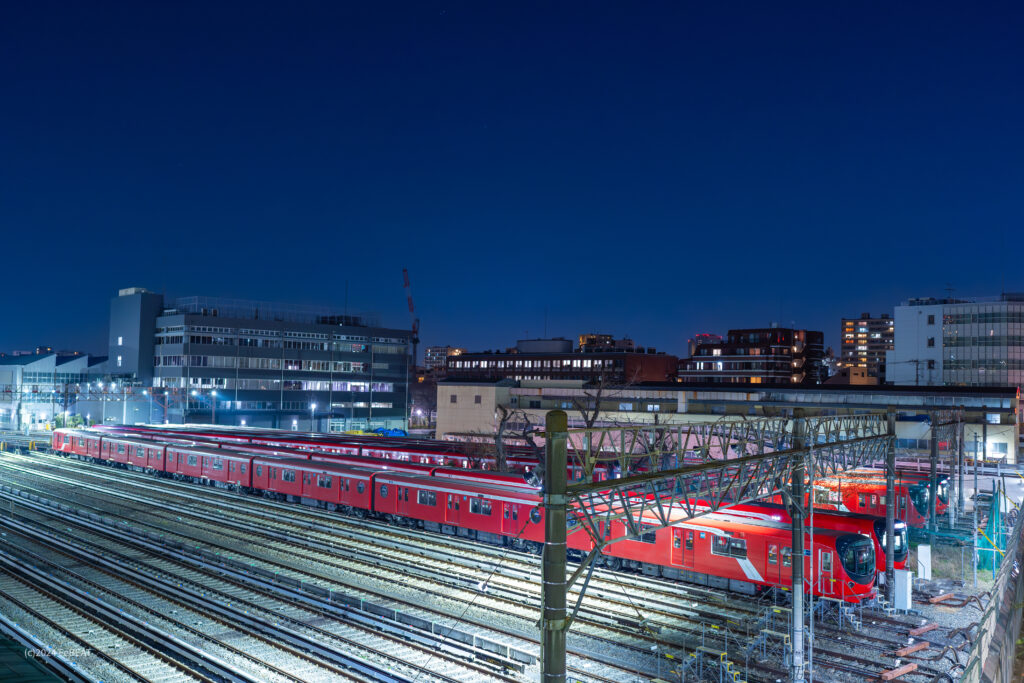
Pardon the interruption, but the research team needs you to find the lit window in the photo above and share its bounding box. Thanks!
[117,336,123,346]
[117,355,122,367]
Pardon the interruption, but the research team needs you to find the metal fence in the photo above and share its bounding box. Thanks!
[961,486,1024,683]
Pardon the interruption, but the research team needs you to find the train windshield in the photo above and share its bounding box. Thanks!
[872,519,909,563]
[908,484,929,516]
[836,534,875,584]
[935,478,949,505]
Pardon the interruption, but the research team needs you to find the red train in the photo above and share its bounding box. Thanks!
[838,468,949,518]
[52,427,877,602]
[92,424,608,483]
[794,476,931,528]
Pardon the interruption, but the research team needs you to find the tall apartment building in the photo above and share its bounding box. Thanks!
[678,327,825,385]
[423,345,465,373]
[840,313,894,380]
[887,294,1024,387]
[112,288,411,430]
[446,338,678,384]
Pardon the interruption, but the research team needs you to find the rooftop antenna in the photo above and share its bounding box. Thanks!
[1001,231,1006,296]
[402,269,420,364]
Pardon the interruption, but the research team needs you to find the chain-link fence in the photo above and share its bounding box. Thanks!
[961,482,1023,683]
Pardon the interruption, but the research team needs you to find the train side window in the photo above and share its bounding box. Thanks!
[639,524,658,544]
[821,551,832,573]
[117,444,126,455]
[357,481,365,494]
[871,494,878,506]
[404,489,409,502]
[782,547,792,567]
[188,455,197,466]
[380,484,389,498]
[673,534,680,549]
[768,544,778,564]
[256,465,262,476]
[241,464,246,473]
[229,462,235,472]
[283,470,295,483]
[213,459,223,470]
[503,506,510,519]
[78,438,85,447]
[470,498,492,515]
[418,490,436,506]
[530,507,542,524]
[512,506,518,521]
[711,535,730,555]
[857,494,866,507]
[318,476,332,489]
[685,531,694,550]
[879,495,885,505]
[64,435,70,444]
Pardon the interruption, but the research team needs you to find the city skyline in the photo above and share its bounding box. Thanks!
[4,3,1022,357]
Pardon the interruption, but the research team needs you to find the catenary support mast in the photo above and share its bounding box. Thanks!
[885,410,896,601]
[789,411,807,681]
[540,410,568,682]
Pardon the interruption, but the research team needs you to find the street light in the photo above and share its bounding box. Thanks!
[211,390,218,425]
[310,402,317,433]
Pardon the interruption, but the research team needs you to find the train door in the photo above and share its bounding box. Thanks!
[680,530,695,568]
[767,543,781,583]
[501,503,518,535]
[819,549,834,596]
[671,528,684,565]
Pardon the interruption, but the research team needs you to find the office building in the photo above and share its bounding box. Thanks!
[423,345,465,373]
[445,338,678,384]
[113,288,411,431]
[887,294,1024,387]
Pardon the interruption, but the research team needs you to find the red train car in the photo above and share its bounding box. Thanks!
[165,444,222,480]
[699,500,908,573]
[601,508,877,602]
[841,469,950,518]
[802,477,930,528]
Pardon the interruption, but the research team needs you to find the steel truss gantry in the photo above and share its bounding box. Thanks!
[539,410,895,683]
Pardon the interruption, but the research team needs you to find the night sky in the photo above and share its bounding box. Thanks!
[3,2,1022,359]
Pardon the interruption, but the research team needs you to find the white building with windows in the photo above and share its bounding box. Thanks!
[887,295,1024,387]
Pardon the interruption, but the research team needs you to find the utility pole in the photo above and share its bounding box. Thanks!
[540,410,568,683]
[929,413,938,542]
[789,410,807,682]
[885,410,896,602]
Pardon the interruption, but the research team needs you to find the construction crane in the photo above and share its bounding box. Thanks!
[402,268,420,366]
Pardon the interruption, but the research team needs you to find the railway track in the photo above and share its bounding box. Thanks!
[0,514,495,683]
[3,449,963,682]
[0,454,641,682]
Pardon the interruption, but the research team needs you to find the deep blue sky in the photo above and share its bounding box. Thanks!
[3,2,1022,359]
